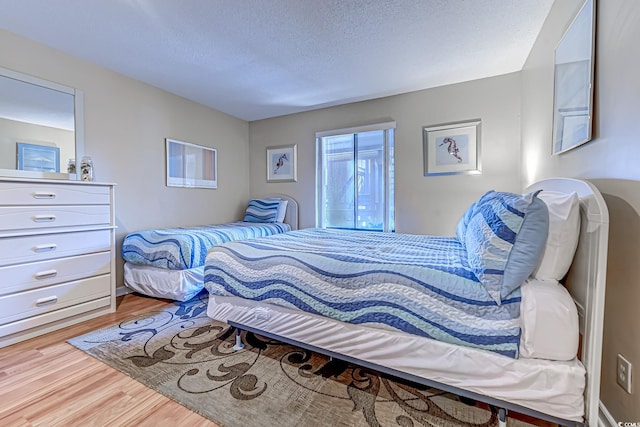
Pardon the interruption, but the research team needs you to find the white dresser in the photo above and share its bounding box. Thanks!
[0,178,116,348]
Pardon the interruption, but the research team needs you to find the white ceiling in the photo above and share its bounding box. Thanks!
[0,0,555,122]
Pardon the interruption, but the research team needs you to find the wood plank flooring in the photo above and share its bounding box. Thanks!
[0,293,555,427]
[0,293,217,427]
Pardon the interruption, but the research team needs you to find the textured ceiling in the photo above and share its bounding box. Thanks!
[0,0,554,121]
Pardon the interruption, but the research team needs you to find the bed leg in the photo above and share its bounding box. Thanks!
[498,408,508,427]
[232,328,245,351]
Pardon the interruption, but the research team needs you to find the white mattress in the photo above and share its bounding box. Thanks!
[124,262,203,301]
[206,278,585,422]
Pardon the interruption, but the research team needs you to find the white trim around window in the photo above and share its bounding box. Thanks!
[315,121,397,139]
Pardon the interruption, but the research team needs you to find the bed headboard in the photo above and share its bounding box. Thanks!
[265,193,299,230]
[525,178,609,427]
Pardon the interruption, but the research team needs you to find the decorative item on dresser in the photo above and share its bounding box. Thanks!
[0,177,116,348]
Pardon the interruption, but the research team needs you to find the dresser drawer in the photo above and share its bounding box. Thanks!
[0,252,111,296]
[0,205,110,231]
[0,229,111,267]
[0,182,110,206]
[0,274,111,326]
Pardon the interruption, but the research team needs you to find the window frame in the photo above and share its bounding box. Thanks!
[315,121,396,232]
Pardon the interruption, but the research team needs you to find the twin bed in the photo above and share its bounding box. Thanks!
[121,195,299,301]
[121,178,608,426]
[200,178,608,427]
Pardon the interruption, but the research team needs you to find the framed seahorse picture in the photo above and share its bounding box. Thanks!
[266,144,297,182]
[423,119,481,176]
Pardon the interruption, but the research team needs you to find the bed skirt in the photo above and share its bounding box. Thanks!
[207,293,585,422]
[124,262,203,301]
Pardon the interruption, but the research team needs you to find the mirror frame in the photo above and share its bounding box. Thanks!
[0,66,84,180]
[551,0,596,155]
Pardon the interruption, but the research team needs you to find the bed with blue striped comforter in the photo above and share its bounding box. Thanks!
[204,228,522,358]
[122,222,291,270]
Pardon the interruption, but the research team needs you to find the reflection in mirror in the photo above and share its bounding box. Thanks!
[552,0,595,154]
[0,67,83,179]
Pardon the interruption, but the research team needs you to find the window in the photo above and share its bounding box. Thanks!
[316,122,395,232]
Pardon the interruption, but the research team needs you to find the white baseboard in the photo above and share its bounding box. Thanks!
[599,401,617,427]
[116,285,133,297]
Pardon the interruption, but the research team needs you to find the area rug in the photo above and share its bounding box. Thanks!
[68,294,535,427]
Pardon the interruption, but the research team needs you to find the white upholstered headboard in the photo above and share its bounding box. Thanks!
[525,178,609,427]
[264,193,299,230]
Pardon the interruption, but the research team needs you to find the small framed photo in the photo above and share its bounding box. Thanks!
[423,119,481,176]
[166,138,217,189]
[16,142,60,173]
[267,144,297,182]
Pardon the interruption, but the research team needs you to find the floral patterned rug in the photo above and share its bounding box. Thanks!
[68,293,534,427]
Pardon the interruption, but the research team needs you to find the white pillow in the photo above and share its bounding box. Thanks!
[519,278,579,361]
[276,199,288,223]
[532,191,580,281]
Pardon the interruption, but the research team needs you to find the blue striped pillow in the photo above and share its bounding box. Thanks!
[243,198,281,223]
[456,191,493,245]
[464,190,548,304]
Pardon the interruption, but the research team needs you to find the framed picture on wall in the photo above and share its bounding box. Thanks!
[266,144,297,182]
[166,138,217,189]
[423,120,481,176]
[16,142,60,172]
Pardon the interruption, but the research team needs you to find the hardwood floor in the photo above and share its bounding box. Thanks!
[0,293,217,427]
[0,293,556,427]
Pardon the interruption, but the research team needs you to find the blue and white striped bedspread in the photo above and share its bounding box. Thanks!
[204,228,522,358]
[122,222,291,270]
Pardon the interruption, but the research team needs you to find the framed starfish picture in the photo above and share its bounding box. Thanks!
[423,119,481,176]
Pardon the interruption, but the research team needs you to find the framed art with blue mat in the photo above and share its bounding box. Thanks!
[16,142,60,172]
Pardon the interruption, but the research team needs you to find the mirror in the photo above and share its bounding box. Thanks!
[552,0,595,154]
[0,66,83,179]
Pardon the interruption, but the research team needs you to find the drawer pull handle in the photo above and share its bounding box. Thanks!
[35,269,58,279]
[36,296,58,306]
[33,244,57,253]
[33,215,56,223]
[33,192,56,199]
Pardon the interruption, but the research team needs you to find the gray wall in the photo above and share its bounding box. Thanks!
[1,30,251,291]
[521,0,640,421]
[249,72,522,235]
